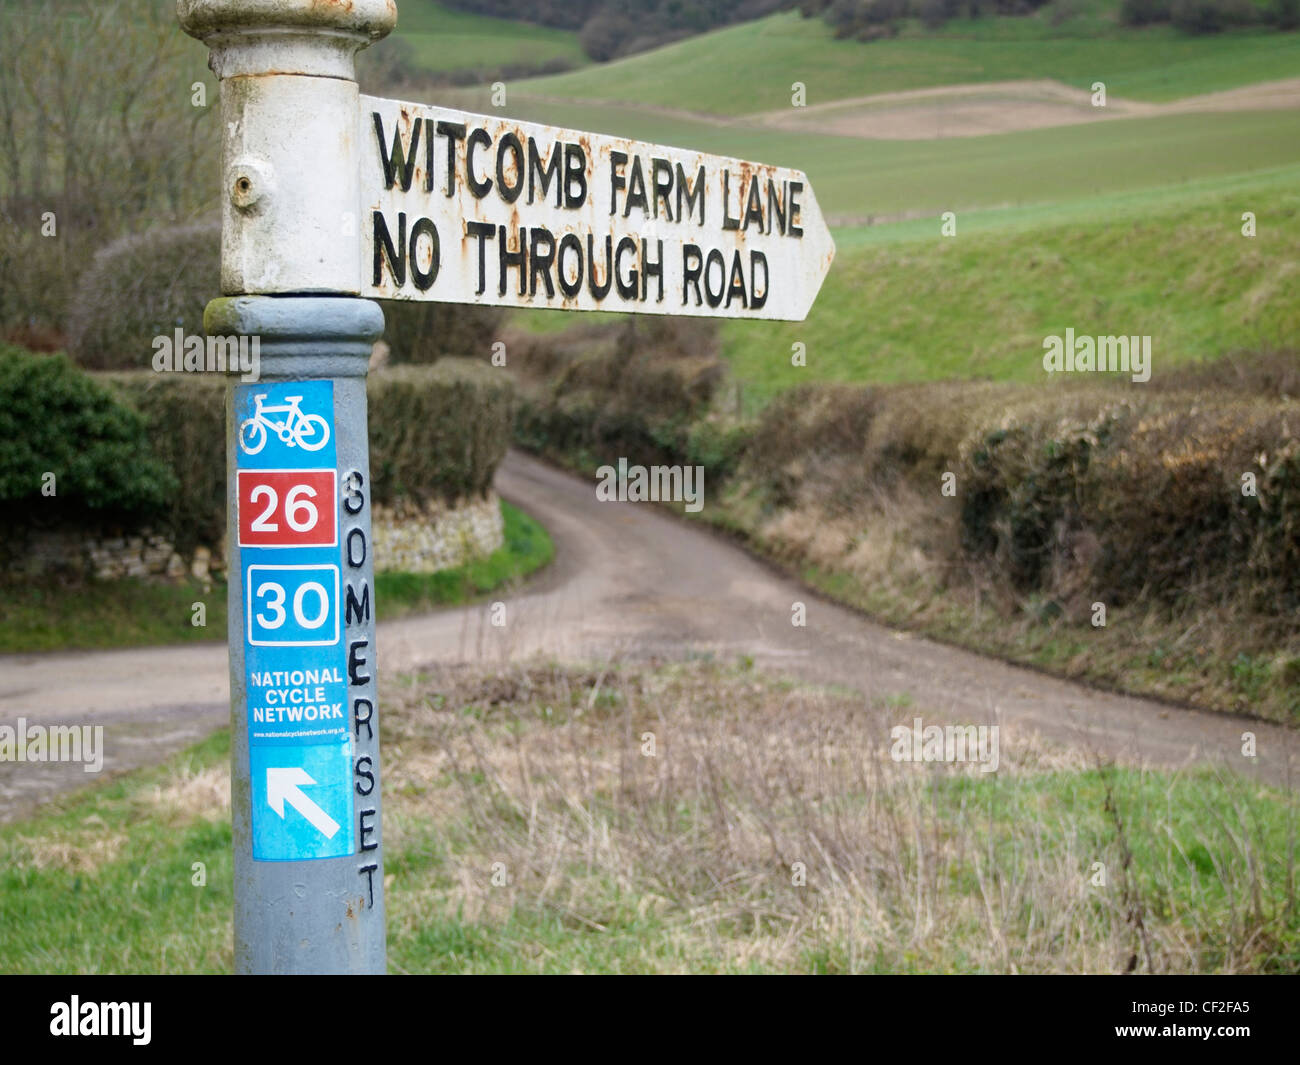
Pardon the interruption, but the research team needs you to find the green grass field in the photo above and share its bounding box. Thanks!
[464,96,1300,223]
[392,1,587,74]
[828,163,1300,250]
[0,501,553,653]
[514,11,1300,113]
[720,168,1299,401]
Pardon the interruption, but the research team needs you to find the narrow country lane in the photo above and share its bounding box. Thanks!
[1,449,1293,820]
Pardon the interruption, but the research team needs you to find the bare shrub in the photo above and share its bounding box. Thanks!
[67,220,220,371]
[382,301,506,365]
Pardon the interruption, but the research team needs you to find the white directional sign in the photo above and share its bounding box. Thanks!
[360,96,836,321]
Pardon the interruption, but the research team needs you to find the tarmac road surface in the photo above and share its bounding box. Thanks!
[1,449,1293,820]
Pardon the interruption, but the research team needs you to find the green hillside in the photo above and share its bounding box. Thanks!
[393,1,588,74]
[514,11,1300,113]
[483,8,1300,401]
[469,100,1300,223]
[719,168,1300,401]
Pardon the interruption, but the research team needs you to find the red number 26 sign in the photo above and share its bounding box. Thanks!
[237,469,337,548]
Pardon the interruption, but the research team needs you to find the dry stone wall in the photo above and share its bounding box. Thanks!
[8,495,505,581]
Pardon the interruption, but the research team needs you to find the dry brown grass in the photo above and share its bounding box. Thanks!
[15,819,130,874]
[144,764,229,827]
[9,762,230,874]
[378,658,1298,973]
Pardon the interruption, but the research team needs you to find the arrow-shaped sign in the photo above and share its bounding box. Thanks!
[267,767,341,839]
[360,96,836,321]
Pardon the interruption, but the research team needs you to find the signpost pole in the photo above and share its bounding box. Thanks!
[179,0,397,974]
[181,0,834,976]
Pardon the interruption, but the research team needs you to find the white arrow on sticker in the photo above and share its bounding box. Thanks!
[267,767,340,839]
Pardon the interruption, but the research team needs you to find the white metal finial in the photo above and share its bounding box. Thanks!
[178,0,397,80]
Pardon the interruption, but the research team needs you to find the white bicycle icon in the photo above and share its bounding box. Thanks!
[238,393,330,455]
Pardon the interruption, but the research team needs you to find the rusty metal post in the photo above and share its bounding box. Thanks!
[179,0,396,975]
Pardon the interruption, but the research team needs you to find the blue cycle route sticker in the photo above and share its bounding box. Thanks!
[235,379,354,861]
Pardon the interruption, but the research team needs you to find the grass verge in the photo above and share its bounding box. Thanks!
[372,498,555,622]
[692,462,1300,725]
[2,659,1295,974]
[0,501,553,653]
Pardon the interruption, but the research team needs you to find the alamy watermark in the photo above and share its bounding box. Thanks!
[1042,329,1150,383]
[595,458,704,513]
[890,717,999,773]
[0,719,104,773]
[50,997,150,1045]
[152,328,260,381]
